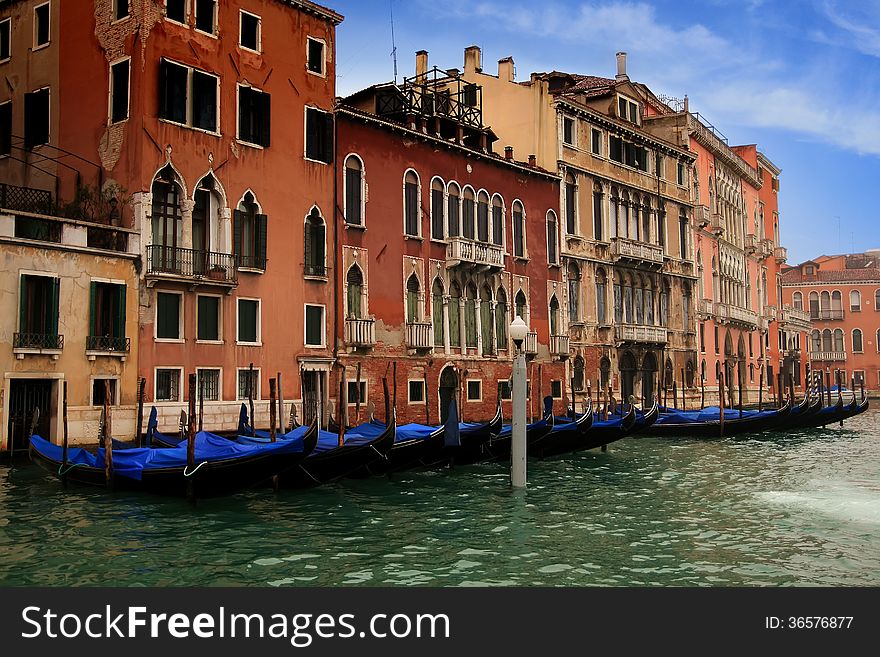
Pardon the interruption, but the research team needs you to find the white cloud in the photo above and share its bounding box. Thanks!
[817,1,880,58]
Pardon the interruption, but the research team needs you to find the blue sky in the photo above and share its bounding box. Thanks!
[329,0,880,263]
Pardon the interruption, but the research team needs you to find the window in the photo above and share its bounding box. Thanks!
[449,284,461,347]
[166,0,186,24]
[498,380,512,401]
[833,328,844,352]
[679,211,688,259]
[809,291,819,319]
[550,380,562,399]
[593,188,603,241]
[655,154,664,178]
[682,283,691,331]
[24,88,50,149]
[404,170,420,236]
[591,128,601,155]
[617,95,639,124]
[406,275,421,323]
[305,304,325,347]
[347,265,364,319]
[562,116,575,146]
[156,369,181,402]
[565,173,577,235]
[549,296,560,335]
[465,285,477,348]
[477,191,489,242]
[343,156,364,226]
[568,263,580,323]
[34,3,50,48]
[432,279,444,346]
[195,0,216,34]
[462,187,475,239]
[852,329,863,353]
[714,325,719,354]
[699,322,705,352]
[492,195,504,246]
[240,11,261,51]
[159,60,218,132]
[677,162,687,186]
[447,183,460,237]
[109,59,130,124]
[347,381,366,405]
[237,298,260,344]
[1,18,10,61]
[237,368,260,401]
[875,289,880,311]
[466,380,482,402]
[234,193,267,270]
[515,290,528,324]
[198,368,220,402]
[92,379,118,407]
[512,201,526,258]
[238,85,271,146]
[0,102,11,156]
[156,292,181,340]
[596,269,607,325]
[307,37,325,75]
[305,106,332,163]
[304,207,326,276]
[18,274,60,345]
[463,83,477,107]
[408,380,426,404]
[89,282,126,349]
[495,287,508,349]
[850,290,861,312]
[197,295,220,341]
[546,210,558,265]
[792,292,803,311]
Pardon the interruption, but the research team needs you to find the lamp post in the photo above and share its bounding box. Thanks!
[509,316,529,489]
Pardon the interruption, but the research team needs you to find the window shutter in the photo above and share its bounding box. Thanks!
[19,276,27,333]
[158,59,169,120]
[255,213,268,269]
[259,91,271,147]
[89,282,97,337]
[49,277,60,336]
[316,223,325,269]
[321,111,333,163]
[305,109,317,160]
[115,284,126,339]
[233,209,243,264]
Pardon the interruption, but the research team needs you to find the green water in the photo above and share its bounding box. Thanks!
[1,408,879,587]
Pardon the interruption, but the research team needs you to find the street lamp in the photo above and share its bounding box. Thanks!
[509,316,529,489]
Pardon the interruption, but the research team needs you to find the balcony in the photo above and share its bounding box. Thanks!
[2,210,138,255]
[709,212,724,236]
[13,332,64,359]
[811,309,845,321]
[744,234,758,254]
[610,237,664,267]
[524,331,538,355]
[616,324,668,344]
[445,236,504,271]
[145,245,237,287]
[763,304,777,320]
[345,317,376,348]
[774,246,787,263]
[760,239,774,258]
[713,302,758,328]
[697,298,713,317]
[809,351,846,362]
[778,306,811,330]
[695,205,710,228]
[406,321,433,350]
[549,334,570,359]
[86,335,131,361]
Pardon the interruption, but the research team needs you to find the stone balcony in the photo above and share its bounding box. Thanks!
[406,321,433,350]
[778,306,811,330]
[809,351,846,362]
[616,324,668,345]
[713,302,758,328]
[549,334,570,359]
[709,212,724,235]
[524,331,538,355]
[695,205,711,228]
[697,298,713,317]
[744,234,758,254]
[1,210,140,257]
[610,237,664,268]
[445,236,504,271]
[774,246,787,263]
[345,317,376,348]
[811,309,844,321]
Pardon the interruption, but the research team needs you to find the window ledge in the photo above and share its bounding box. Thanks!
[304,344,327,349]
[14,348,61,360]
[303,156,331,166]
[111,16,132,27]
[405,234,424,242]
[236,341,263,347]
[239,45,262,56]
[430,238,448,245]
[236,139,266,150]
[512,256,530,263]
[194,29,219,39]
[237,267,266,274]
[154,338,185,344]
[307,69,327,79]
[32,42,51,52]
[86,350,127,362]
[165,18,189,28]
[0,57,10,66]
[303,275,328,283]
[195,340,224,345]
[344,223,366,231]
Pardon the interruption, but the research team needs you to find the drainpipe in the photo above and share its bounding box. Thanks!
[333,108,341,411]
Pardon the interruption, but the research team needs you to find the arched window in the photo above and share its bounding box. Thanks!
[634,277,644,325]
[809,291,819,318]
[465,284,478,348]
[682,282,691,330]
[686,359,695,388]
[565,172,577,235]
[192,173,224,263]
[515,290,528,324]
[404,170,420,236]
[643,197,652,244]
[822,328,832,352]
[449,283,461,347]
[833,328,844,352]
[430,177,445,240]
[406,274,421,323]
[876,328,880,352]
[151,166,183,271]
[631,198,640,241]
[346,265,364,318]
[810,330,820,352]
[491,195,504,246]
[546,210,559,265]
[659,282,670,327]
[609,187,619,239]
[600,357,611,389]
[447,182,461,237]
[477,190,490,242]
[853,328,863,352]
[344,155,364,226]
[613,274,623,323]
[462,187,476,239]
[512,200,526,257]
[792,291,803,310]
[644,281,655,325]
[623,276,634,324]
[830,290,842,315]
[701,359,706,382]
[480,285,494,355]
[875,289,880,312]
[568,262,580,323]
[304,207,326,276]
[573,355,585,391]
[235,191,266,270]
[621,190,631,238]
[664,358,674,390]
[432,279,445,346]
[592,183,604,241]
[549,295,560,335]
[495,287,508,350]
[596,268,607,325]
[850,290,861,312]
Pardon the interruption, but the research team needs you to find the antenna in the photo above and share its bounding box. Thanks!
[390,0,398,84]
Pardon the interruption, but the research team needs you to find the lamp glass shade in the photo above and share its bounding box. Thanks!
[509,316,529,343]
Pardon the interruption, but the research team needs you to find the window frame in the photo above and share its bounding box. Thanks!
[403,168,422,238]
[236,297,262,345]
[0,100,12,157]
[512,199,527,260]
[590,127,602,156]
[154,290,184,343]
[562,115,576,147]
[239,9,262,53]
[430,176,446,242]
[113,0,131,23]
[343,153,366,227]
[550,380,563,400]
[164,0,189,26]
[196,367,222,402]
[154,367,183,403]
[193,0,217,36]
[24,86,50,149]
[196,293,223,344]
[498,379,512,401]
[304,303,326,348]
[616,94,640,125]
[407,379,426,405]
[33,2,51,50]
[236,83,271,148]
[108,56,131,125]
[466,379,482,402]
[159,58,220,136]
[0,17,11,63]
[306,36,326,77]
[236,367,261,401]
[852,328,863,353]
[304,105,333,164]
[346,380,367,406]
[90,376,120,407]
[546,209,559,266]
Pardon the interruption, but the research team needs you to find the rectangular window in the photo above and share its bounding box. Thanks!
[19,274,59,341]
[89,282,126,347]
[714,325,719,354]
[156,368,181,402]
[498,380,511,401]
[238,85,271,147]
[677,162,687,186]
[679,215,688,259]
[159,60,218,132]
[655,154,664,178]
[431,186,444,240]
[550,380,562,399]
[408,380,425,404]
[591,128,601,155]
[305,107,332,163]
[0,18,10,61]
[34,3,50,48]
[240,11,260,52]
[562,116,575,146]
[195,0,215,34]
[92,378,118,407]
[156,291,181,340]
[159,59,187,124]
[305,304,324,347]
[466,379,482,402]
[24,88,50,149]
[237,368,260,400]
[197,295,220,341]
[114,1,130,21]
[0,102,11,156]
[618,95,639,124]
[609,135,623,163]
[233,207,267,270]
[307,37,324,75]
[565,181,576,235]
[347,381,366,405]
[198,368,220,401]
[463,84,477,107]
[110,59,130,124]
[166,0,186,23]
[699,322,705,352]
[237,298,259,344]
[191,69,217,132]
[593,191,603,241]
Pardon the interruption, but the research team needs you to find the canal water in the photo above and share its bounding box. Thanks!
[1,407,878,587]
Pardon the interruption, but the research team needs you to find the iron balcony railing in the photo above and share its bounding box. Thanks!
[345,317,376,347]
[809,351,846,362]
[406,321,433,349]
[811,309,844,321]
[86,335,131,352]
[616,324,668,344]
[446,236,504,269]
[13,332,64,350]
[0,182,54,215]
[610,237,664,265]
[146,245,237,284]
[524,331,538,355]
[549,334,570,357]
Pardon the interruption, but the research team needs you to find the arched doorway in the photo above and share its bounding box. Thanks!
[439,366,459,424]
[737,334,746,408]
[620,351,637,406]
[724,330,734,407]
[641,352,657,405]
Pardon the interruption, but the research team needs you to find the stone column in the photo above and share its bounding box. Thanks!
[180,198,195,251]
[443,295,451,355]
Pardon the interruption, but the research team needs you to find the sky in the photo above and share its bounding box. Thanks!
[328,0,880,264]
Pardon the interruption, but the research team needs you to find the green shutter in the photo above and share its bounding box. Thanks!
[89,282,97,337]
[49,277,60,336]
[19,275,27,333]
[233,209,243,264]
[115,284,126,339]
[255,213,267,269]
[260,91,271,147]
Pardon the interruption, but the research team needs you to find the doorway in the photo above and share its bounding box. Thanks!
[439,366,459,424]
[7,379,52,449]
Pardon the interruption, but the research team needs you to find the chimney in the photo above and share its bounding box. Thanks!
[416,50,428,79]
[616,51,628,81]
[528,154,537,167]
[684,94,689,113]
[464,45,482,74]
[498,57,515,82]
[504,146,514,161]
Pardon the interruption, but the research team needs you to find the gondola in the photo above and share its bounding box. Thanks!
[528,399,594,458]
[795,393,869,429]
[574,403,639,452]
[28,418,319,498]
[482,397,556,461]
[641,397,793,438]
[437,402,504,466]
[630,400,661,435]
[345,421,446,477]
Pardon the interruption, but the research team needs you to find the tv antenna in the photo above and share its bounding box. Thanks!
[390,0,398,84]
